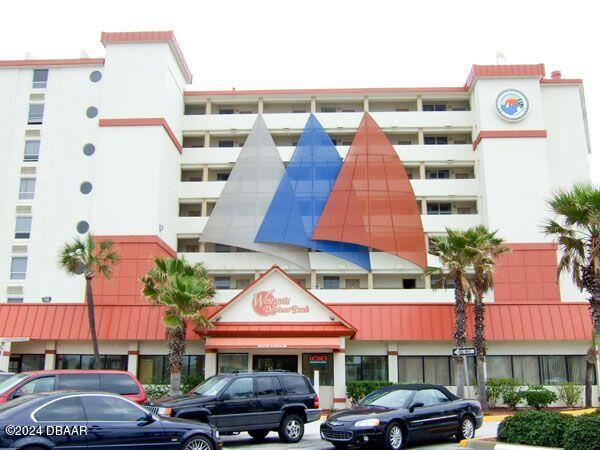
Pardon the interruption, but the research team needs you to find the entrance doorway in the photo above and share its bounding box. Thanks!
[253,355,298,373]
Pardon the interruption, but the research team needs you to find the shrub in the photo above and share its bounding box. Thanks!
[563,413,600,450]
[346,381,393,405]
[557,382,584,408]
[182,373,204,394]
[503,390,523,409]
[497,409,573,448]
[486,378,520,408]
[144,384,170,400]
[521,385,558,409]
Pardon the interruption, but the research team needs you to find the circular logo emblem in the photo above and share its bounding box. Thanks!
[495,89,529,121]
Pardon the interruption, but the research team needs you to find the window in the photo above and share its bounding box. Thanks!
[55,354,127,371]
[399,356,475,385]
[215,244,231,253]
[219,108,234,115]
[345,279,360,289]
[15,217,32,239]
[302,354,334,385]
[412,388,450,407]
[35,397,86,422]
[487,356,513,379]
[402,278,416,289]
[427,203,452,215]
[6,297,23,304]
[100,373,140,395]
[32,69,49,89]
[216,172,230,181]
[184,104,205,115]
[86,107,98,119]
[83,396,146,421]
[223,377,254,399]
[80,181,93,194]
[424,356,451,385]
[138,355,169,384]
[424,136,448,145]
[24,141,40,162]
[89,71,102,83]
[218,140,234,148]
[281,376,311,394]
[10,257,27,280]
[399,356,424,383]
[321,106,336,113]
[8,354,44,372]
[450,356,477,385]
[214,276,231,289]
[57,374,100,390]
[346,356,388,382]
[28,104,44,125]
[512,356,540,384]
[430,275,456,289]
[323,276,339,290]
[426,169,450,179]
[76,221,89,234]
[217,353,248,374]
[18,376,55,395]
[540,355,568,384]
[236,279,251,289]
[19,178,36,200]
[256,376,282,396]
[423,104,447,112]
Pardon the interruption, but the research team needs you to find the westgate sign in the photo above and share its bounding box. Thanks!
[252,290,310,317]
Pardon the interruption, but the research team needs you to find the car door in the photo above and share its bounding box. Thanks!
[255,376,285,427]
[431,388,460,433]
[32,395,88,449]
[213,377,258,430]
[81,394,167,448]
[406,389,450,437]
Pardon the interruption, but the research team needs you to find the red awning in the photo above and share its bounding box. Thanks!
[198,322,354,337]
[205,337,340,350]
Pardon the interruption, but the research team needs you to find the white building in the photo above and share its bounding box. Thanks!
[0,31,596,408]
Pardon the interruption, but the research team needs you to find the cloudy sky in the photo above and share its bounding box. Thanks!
[2,0,596,180]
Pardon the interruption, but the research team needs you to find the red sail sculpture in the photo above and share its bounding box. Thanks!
[312,113,427,269]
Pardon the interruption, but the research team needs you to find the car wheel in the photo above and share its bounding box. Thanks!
[278,414,304,443]
[384,422,405,450]
[182,435,214,450]
[456,415,476,441]
[248,429,269,440]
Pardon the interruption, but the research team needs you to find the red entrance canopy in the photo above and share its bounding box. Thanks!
[204,337,340,350]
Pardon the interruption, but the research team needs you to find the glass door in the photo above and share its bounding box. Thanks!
[253,355,298,373]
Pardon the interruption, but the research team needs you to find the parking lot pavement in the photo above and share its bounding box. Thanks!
[220,419,500,450]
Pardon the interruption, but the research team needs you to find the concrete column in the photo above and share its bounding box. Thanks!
[310,97,317,114]
[421,199,427,215]
[416,95,423,111]
[333,339,347,409]
[44,341,57,370]
[387,342,399,383]
[419,162,426,180]
[424,274,432,289]
[418,129,424,145]
[206,99,212,115]
[363,96,369,112]
[127,341,139,376]
[258,98,264,114]
[199,241,206,253]
[201,200,208,217]
[204,132,211,148]
[310,270,317,289]
[367,272,374,290]
[205,351,217,377]
[202,165,209,182]
[0,341,11,372]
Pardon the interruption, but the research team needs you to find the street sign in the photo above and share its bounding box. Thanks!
[453,347,476,357]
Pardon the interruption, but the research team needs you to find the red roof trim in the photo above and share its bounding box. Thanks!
[473,130,548,150]
[98,118,182,154]
[200,322,353,337]
[540,78,583,85]
[93,234,177,258]
[0,58,105,68]
[507,243,557,251]
[100,31,192,84]
[465,64,545,89]
[184,86,467,97]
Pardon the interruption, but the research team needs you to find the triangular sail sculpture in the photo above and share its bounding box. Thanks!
[255,114,371,270]
[200,116,310,269]
[312,113,427,269]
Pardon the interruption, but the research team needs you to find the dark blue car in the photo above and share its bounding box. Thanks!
[0,391,221,450]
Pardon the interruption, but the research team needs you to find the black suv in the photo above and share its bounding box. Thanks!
[145,371,321,443]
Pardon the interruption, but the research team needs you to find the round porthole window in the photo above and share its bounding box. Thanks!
[83,143,95,156]
[80,181,93,194]
[76,220,90,234]
[86,106,98,119]
[89,71,102,83]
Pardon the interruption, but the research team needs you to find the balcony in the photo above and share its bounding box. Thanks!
[179,181,225,199]
[177,216,208,235]
[412,179,479,197]
[421,214,482,233]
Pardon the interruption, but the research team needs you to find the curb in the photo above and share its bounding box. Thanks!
[460,439,561,449]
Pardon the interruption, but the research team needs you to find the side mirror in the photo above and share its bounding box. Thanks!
[220,393,231,401]
[12,389,24,399]
[409,402,424,413]
[144,413,155,423]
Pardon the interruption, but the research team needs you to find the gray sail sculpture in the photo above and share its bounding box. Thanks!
[200,115,310,269]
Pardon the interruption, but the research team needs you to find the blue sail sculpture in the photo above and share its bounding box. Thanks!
[255,114,371,270]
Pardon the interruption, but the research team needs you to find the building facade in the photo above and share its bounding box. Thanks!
[0,31,596,408]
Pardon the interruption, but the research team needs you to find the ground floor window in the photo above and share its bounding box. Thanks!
[487,355,595,385]
[217,353,248,374]
[55,354,127,371]
[398,356,476,385]
[302,353,334,386]
[346,355,388,382]
[8,354,45,373]
[138,355,205,384]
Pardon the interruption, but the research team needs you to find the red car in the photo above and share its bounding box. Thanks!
[0,370,147,404]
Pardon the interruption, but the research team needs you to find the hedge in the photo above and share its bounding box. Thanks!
[563,413,600,450]
[346,380,393,404]
[497,409,573,448]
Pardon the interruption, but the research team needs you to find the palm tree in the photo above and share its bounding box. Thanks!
[141,258,215,395]
[467,226,509,412]
[543,182,600,406]
[427,229,478,398]
[59,235,119,368]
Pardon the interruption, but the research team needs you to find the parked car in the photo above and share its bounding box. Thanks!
[145,371,321,443]
[320,383,483,450]
[0,372,15,383]
[0,391,221,450]
[0,370,146,404]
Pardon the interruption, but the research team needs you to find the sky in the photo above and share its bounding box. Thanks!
[1,0,596,181]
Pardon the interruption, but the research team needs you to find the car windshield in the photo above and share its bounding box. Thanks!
[192,376,231,396]
[360,389,415,409]
[0,373,28,395]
